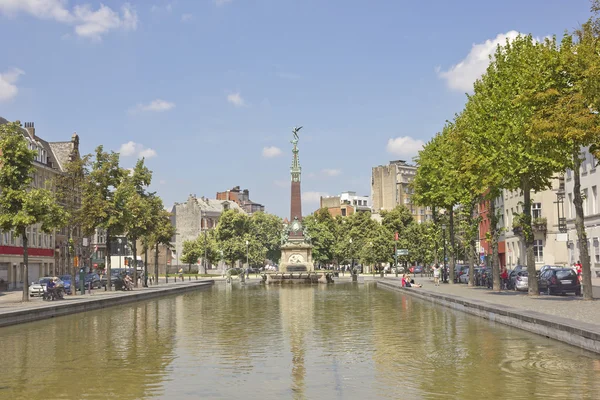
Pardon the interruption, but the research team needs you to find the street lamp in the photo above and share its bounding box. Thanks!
[245,240,249,269]
[117,238,122,269]
[442,224,447,283]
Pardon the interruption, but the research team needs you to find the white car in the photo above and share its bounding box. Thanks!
[29,277,54,297]
[459,272,469,284]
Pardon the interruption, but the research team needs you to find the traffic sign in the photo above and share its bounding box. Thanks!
[396,249,409,256]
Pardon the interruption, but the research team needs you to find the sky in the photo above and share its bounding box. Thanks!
[0,0,594,218]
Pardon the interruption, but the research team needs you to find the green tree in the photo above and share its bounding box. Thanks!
[0,121,67,301]
[151,209,176,282]
[304,211,336,266]
[53,151,88,294]
[528,26,600,299]
[249,211,282,263]
[80,146,126,290]
[195,229,219,273]
[214,210,250,267]
[181,240,201,272]
[115,159,153,287]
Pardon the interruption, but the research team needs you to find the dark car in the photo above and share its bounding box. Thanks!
[58,275,73,294]
[480,267,493,288]
[538,268,581,296]
[80,273,101,289]
[413,265,424,274]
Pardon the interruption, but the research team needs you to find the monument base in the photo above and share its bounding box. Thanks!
[265,272,333,284]
[280,241,314,273]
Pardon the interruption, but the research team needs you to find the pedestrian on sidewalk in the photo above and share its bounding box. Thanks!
[501,266,509,290]
[433,265,440,286]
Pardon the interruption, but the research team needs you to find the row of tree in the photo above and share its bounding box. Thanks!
[0,121,175,301]
[180,210,282,271]
[412,8,600,299]
[303,206,441,271]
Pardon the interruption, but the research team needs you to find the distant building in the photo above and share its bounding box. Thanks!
[216,186,265,215]
[371,160,432,223]
[0,118,81,288]
[565,147,600,275]
[319,191,370,217]
[171,195,243,267]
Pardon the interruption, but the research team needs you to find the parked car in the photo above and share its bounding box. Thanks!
[513,271,529,291]
[538,268,581,296]
[58,275,73,294]
[455,265,470,283]
[480,268,493,288]
[459,271,469,284]
[508,266,526,289]
[413,265,424,274]
[29,277,64,297]
[79,273,101,289]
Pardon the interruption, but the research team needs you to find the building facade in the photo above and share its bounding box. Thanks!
[171,195,242,267]
[502,179,569,269]
[216,186,265,215]
[0,118,81,288]
[478,196,506,268]
[371,160,432,223]
[319,191,370,217]
[565,147,600,275]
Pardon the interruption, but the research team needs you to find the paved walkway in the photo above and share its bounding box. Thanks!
[0,277,213,312]
[396,275,600,327]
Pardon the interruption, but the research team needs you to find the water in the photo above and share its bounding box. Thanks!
[1,282,599,399]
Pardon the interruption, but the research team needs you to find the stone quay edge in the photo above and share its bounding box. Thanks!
[378,280,600,355]
[0,281,214,328]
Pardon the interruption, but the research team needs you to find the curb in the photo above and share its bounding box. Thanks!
[378,280,600,354]
[0,281,214,328]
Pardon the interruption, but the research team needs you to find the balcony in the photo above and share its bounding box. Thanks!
[532,217,547,233]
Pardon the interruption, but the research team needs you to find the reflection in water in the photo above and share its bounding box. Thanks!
[0,282,599,399]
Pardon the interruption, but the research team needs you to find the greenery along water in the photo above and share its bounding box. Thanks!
[1,282,599,399]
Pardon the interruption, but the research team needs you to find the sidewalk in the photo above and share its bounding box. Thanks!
[402,276,600,327]
[0,276,213,311]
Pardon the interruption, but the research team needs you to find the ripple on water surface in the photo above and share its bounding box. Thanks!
[0,282,599,399]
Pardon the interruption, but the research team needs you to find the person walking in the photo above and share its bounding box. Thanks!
[433,265,440,286]
[501,266,509,289]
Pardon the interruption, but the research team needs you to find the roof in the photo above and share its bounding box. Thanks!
[48,141,75,171]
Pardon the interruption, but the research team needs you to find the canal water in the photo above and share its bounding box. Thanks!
[1,282,599,399]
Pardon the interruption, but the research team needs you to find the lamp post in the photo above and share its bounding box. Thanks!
[442,224,447,283]
[204,229,208,275]
[117,238,122,269]
[246,240,249,268]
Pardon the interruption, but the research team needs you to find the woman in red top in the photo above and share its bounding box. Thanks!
[501,267,509,289]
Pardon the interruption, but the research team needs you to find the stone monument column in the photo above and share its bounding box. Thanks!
[290,132,303,240]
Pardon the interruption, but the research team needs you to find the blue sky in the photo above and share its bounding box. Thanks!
[0,0,593,218]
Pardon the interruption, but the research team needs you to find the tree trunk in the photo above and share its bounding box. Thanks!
[432,206,439,266]
[449,207,456,284]
[468,202,477,287]
[522,179,539,296]
[106,228,112,291]
[69,228,76,296]
[490,199,501,292]
[155,243,159,285]
[132,237,138,288]
[21,228,29,302]
[144,247,148,287]
[572,149,593,299]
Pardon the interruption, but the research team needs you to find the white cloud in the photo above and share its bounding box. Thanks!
[262,146,282,158]
[0,67,24,102]
[131,99,175,113]
[303,191,328,204]
[181,13,193,22]
[215,0,232,6]
[119,141,157,159]
[437,30,521,92]
[227,92,245,107]
[0,1,138,40]
[386,136,425,157]
[138,148,157,158]
[322,168,341,177]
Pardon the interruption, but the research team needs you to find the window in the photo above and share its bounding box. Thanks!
[566,169,572,180]
[534,239,543,263]
[595,238,599,263]
[341,208,347,217]
[593,186,598,214]
[532,203,542,219]
[582,152,588,173]
[583,188,589,216]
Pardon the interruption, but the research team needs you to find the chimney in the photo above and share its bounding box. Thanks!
[24,122,35,138]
